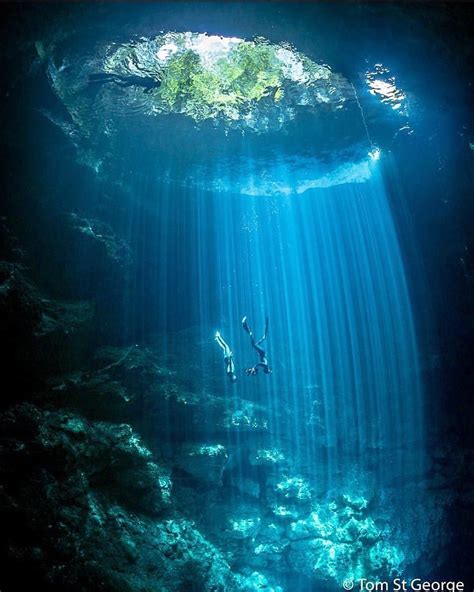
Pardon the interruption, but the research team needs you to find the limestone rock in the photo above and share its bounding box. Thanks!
[175,443,228,486]
[0,261,93,400]
[0,403,242,591]
[69,213,133,271]
[249,448,286,468]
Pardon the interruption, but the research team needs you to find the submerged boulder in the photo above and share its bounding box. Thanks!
[175,443,229,486]
[0,403,171,515]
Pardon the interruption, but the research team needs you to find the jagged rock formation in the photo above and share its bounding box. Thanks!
[68,213,133,273]
[0,260,93,396]
[0,403,242,592]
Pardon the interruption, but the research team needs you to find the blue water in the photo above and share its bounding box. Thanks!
[123,145,425,503]
[2,3,473,590]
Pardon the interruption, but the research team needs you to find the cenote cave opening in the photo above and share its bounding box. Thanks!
[0,3,473,592]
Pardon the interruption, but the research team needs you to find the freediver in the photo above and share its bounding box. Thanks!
[88,73,161,93]
[215,331,237,383]
[242,316,272,375]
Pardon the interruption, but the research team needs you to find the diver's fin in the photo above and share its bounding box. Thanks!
[242,316,251,335]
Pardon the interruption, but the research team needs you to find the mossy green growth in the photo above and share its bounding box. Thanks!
[101,32,348,130]
[218,41,283,102]
[159,50,220,119]
[157,41,282,121]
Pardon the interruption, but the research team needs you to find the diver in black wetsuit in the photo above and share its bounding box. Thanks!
[215,331,237,383]
[88,73,161,93]
[242,316,272,375]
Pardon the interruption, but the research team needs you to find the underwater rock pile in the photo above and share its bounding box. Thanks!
[0,403,242,592]
[284,495,404,583]
[187,461,405,588]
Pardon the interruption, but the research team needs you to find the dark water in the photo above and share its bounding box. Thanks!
[0,3,473,592]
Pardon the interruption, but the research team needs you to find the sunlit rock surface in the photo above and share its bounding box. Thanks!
[285,497,404,584]
[175,443,229,485]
